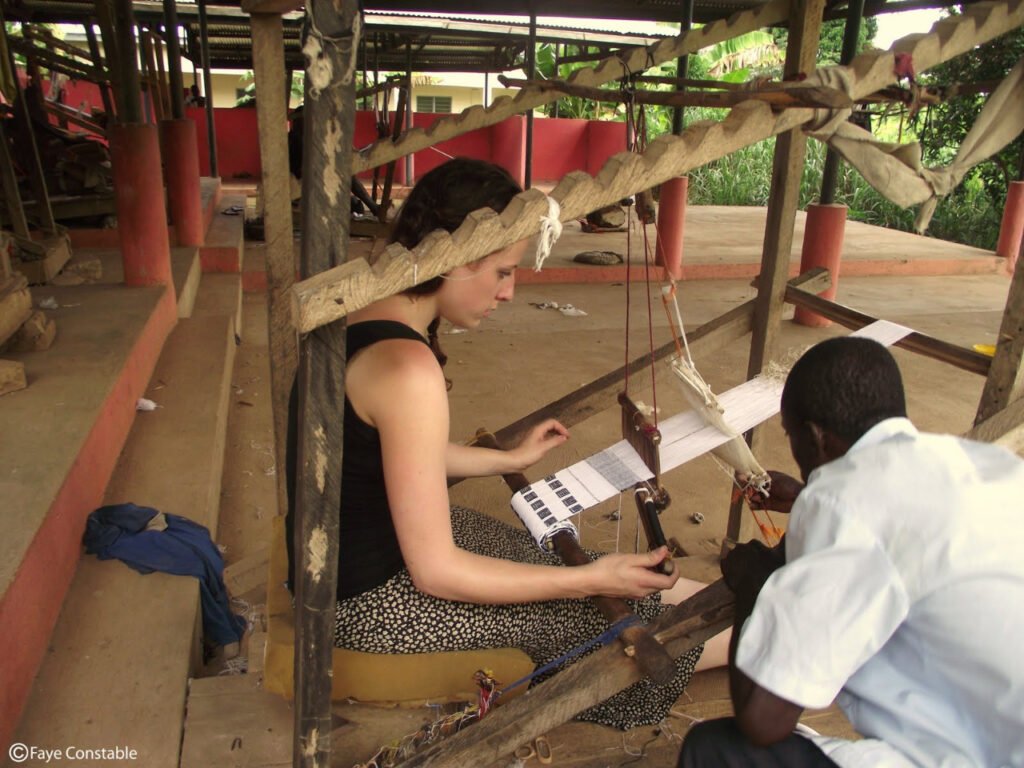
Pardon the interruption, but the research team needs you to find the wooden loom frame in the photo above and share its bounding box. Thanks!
[243,0,1024,764]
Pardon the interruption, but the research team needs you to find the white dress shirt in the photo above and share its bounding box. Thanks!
[736,418,1024,767]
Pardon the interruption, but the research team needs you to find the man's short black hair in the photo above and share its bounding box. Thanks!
[781,337,907,445]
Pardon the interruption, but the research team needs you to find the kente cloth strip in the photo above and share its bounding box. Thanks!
[512,320,913,550]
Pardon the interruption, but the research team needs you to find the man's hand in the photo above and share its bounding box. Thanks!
[745,470,804,514]
[721,540,785,602]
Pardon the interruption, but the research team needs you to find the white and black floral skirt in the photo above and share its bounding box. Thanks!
[334,506,702,730]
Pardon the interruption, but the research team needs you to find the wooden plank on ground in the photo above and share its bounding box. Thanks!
[0,274,32,345]
[0,359,27,395]
[223,543,270,597]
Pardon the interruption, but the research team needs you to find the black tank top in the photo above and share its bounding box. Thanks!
[285,320,430,600]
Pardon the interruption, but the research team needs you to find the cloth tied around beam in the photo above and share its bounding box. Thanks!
[805,56,1024,233]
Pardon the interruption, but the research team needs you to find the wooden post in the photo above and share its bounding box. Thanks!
[724,0,826,551]
[0,120,31,241]
[524,11,536,189]
[250,11,298,545]
[84,22,116,121]
[0,19,57,235]
[292,1,359,766]
[975,238,1024,424]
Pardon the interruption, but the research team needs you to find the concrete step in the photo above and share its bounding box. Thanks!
[0,283,174,752]
[10,276,241,767]
[201,195,247,274]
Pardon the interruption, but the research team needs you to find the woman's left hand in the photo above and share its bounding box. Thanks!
[509,419,569,471]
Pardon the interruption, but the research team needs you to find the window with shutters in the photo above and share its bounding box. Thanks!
[415,96,453,113]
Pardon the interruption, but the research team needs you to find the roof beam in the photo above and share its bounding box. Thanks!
[240,0,304,14]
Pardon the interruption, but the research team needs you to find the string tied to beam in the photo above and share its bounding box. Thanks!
[495,614,644,700]
[534,195,563,272]
[302,8,363,98]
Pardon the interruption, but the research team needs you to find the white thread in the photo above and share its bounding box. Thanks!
[534,196,562,272]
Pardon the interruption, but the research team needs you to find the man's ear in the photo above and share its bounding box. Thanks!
[809,422,850,462]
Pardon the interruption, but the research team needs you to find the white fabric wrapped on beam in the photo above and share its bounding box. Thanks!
[807,56,1024,233]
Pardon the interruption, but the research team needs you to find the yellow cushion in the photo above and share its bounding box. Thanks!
[264,515,534,705]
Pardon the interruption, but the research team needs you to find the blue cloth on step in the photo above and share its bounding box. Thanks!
[83,503,246,647]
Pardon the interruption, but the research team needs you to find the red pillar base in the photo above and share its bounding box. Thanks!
[794,203,847,328]
[109,123,175,292]
[655,176,688,280]
[159,118,204,247]
[996,180,1024,272]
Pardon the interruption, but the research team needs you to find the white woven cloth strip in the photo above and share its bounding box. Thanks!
[511,320,914,549]
[534,196,563,272]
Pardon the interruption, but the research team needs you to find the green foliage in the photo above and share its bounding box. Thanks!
[770,16,878,70]
[915,23,1024,211]
[683,120,1001,250]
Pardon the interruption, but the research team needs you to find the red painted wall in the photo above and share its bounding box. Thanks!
[531,118,589,184]
[187,106,262,180]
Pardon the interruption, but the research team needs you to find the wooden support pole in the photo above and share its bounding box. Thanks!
[393,580,734,768]
[152,33,170,119]
[0,120,31,240]
[95,1,122,116]
[471,430,677,685]
[292,1,359,765]
[965,394,1024,452]
[975,237,1024,422]
[0,18,57,234]
[84,21,116,121]
[251,11,298,546]
[139,30,162,121]
[726,0,827,551]
[497,75,851,109]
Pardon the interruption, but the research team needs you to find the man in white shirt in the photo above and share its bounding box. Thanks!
[678,337,1024,767]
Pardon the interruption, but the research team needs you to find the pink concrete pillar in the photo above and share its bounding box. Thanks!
[794,203,847,328]
[996,180,1024,271]
[159,118,204,247]
[655,176,688,280]
[109,123,175,292]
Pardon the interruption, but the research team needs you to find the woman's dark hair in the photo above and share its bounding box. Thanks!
[388,157,522,372]
[781,337,907,445]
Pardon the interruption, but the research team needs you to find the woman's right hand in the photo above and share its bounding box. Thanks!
[585,547,680,599]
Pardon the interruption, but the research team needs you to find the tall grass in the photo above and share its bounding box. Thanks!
[679,112,1003,251]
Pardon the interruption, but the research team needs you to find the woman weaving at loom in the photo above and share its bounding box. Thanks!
[285,157,728,729]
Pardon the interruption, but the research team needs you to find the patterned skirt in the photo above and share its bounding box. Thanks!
[334,506,703,730]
